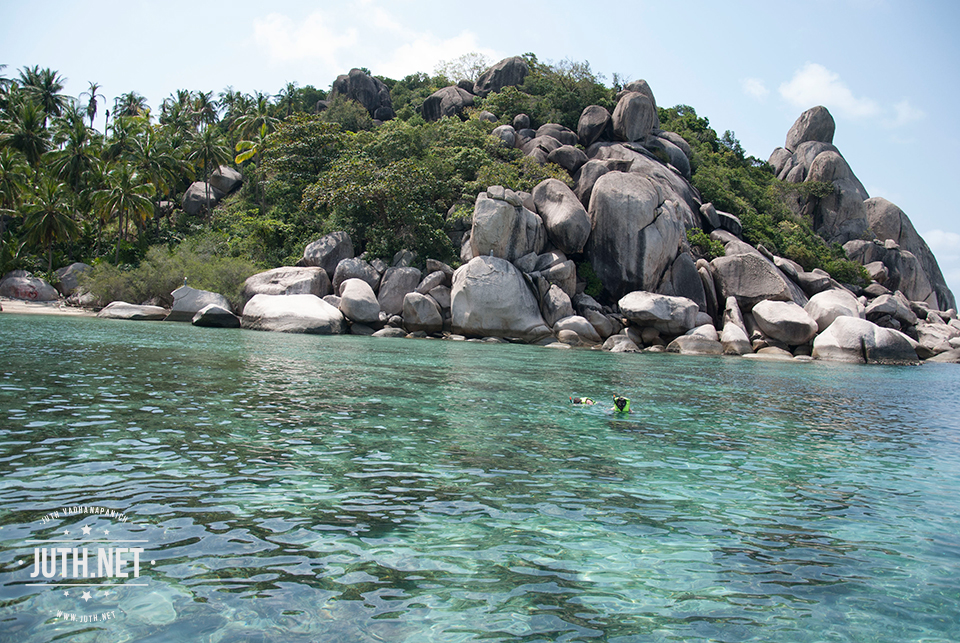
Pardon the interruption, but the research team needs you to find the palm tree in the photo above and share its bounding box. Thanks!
[79,81,106,130]
[129,128,186,227]
[188,126,231,219]
[231,92,278,140]
[235,122,271,214]
[50,112,100,195]
[276,82,300,118]
[0,148,30,252]
[191,91,218,132]
[95,162,154,263]
[21,177,80,272]
[114,91,149,118]
[18,66,70,127]
[103,114,145,162]
[0,96,50,178]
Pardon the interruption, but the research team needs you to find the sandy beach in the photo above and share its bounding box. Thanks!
[0,297,97,317]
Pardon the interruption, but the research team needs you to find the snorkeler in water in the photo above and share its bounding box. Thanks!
[570,397,596,405]
[612,395,631,413]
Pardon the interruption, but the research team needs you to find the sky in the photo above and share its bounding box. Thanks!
[3,0,959,300]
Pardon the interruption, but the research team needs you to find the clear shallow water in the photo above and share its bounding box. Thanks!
[0,314,958,643]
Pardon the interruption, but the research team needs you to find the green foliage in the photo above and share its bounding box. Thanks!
[80,240,258,310]
[320,95,373,132]
[577,262,603,299]
[686,228,725,261]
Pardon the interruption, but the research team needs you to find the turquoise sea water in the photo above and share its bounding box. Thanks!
[0,313,958,642]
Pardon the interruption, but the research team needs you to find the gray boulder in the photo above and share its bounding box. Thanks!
[612,92,657,142]
[470,188,545,262]
[416,270,447,294]
[513,114,531,130]
[491,124,516,148]
[242,293,345,334]
[578,105,612,147]
[546,145,588,174]
[97,301,168,320]
[243,266,331,303]
[915,321,960,359]
[331,68,394,120]
[657,252,707,313]
[785,105,835,152]
[208,165,243,195]
[540,284,574,328]
[191,304,241,328]
[451,256,551,341]
[539,260,577,298]
[338,278,381,324]
[165,286,232,322]
[0,272,59,301]
[812,316,918,364]
[586,171,685,300]
[332,257,380,294]
[532,179,591,255]
[804,289,863,332]
[536,123,579,147]
[402,292,443,334]
[721,323,753,355]
[377,267,422,317]
[428,285,451,310]
[474,56,529,97]
[54,262,92,296]
[522,135,563,163]
[554,315,602,344]
[751,300,818,346]
[303,231,354,277]
[602,333,642,353]
[865,293,918,327]
[711,253,793,310]
[619,291,699,335]
[666,335,723,355]
[422,85,474,121]
[181,182,223,216]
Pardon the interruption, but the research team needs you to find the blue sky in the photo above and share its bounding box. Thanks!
[3,0,959,300]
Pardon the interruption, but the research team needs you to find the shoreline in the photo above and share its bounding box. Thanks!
[0,297,97,317]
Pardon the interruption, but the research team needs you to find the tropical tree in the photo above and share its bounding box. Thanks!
[79,81,106,129]
[103,114,146,162]
[18,65,70,127]
[0,95,50,178]
[21,177,80,271]
[276,82,300,118]
[188,126,231,218]
[231,92,278,140]
[235,123,271,214]
[0,148,30,250]
[114,91,149,118]
[129,128,187,225]
[94,162,154,262]
[50,112,100,195]
[191,91,219,132]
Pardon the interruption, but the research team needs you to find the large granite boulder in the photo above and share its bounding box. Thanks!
[554,315,602,344]
[805,150,871,244]
[302,231,354,277]
[586,171,685,300]
[751,300,818,346]
[491,124,516,148]
[243,266,331,303]
[865,293,918,327]
[377,267,422,317]
[451,256,551,341]
[666,335,723,355]
[402,292,443,333]
[473,56,529,98]
[338,278,381,324]
[785,105,835,152]
[470,187,545,262]
[540,284,574,328]
[863,197,954,310]
[711,253,794,310]
[619,291,699,335]
[208,165,243,195]
[97,301,168,320]
[181,181,224,216]
[721,323,753,355]
[422,86,474,121]
[531,179,591,255]
[812,316,918,364]
[0,272,59,301]
[603,333,641,353]
[804,288,864,332]
[165,286,232,322]
[330,68,394,120]
[546,145,588,175]
[656,252,707,312]
[332,257,380,294]
[241,294,345,334]
[612,92,657,142]
[53,262,92,297]
[191,304,240,328]
[578,105,612,148]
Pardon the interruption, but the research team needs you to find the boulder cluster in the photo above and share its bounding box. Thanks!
[8,59,958,366]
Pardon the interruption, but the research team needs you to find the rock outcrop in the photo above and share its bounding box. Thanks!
[242,294,345,334]
[97,301,168,320]
[451,256,550,341]
[165,286,232,322]
[0,271,59,301]
[330,68,394,121]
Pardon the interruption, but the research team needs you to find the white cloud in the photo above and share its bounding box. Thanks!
[741,77,769,100]
[779,63,881,119]
[253,12,359,68]
[924,229,960,261]
[889,98,926,127]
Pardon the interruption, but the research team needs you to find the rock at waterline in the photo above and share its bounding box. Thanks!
[97,301,169,321]
[192,304,240,328]
[812,316,917,364]
[338,278,381,325]
[451,255,551,341]
[0,272,59,301]
[165,286,232,322]
[378,267,423,317]
[243,266,332,303]
[241,294,345,334]
[804,289,864,333]
[751,300,819,346]
[618,291,700,336]
[403,292,443,334]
